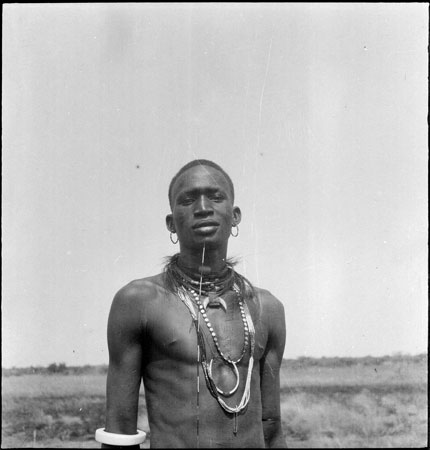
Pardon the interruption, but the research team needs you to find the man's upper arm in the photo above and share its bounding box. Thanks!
[260,292,286,447]
[105,283,146,435]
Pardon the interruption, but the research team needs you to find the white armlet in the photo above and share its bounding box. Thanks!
[95,428,146,446]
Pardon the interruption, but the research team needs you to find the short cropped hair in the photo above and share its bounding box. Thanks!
[168,160,235,208]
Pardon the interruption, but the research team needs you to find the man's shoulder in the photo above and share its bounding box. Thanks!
[114,273,167,304]
[251,285,285,315]
[108,274,169,329]
[253,285,282,304]
[251,286,286,339]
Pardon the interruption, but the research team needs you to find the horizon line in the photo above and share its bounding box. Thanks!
[2,351,428,370]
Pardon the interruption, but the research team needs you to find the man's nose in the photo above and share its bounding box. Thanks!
[194,195,213,216]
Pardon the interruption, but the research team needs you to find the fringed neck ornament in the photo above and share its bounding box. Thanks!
[166,256,256,438]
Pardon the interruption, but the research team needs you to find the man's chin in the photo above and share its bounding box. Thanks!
[187,234,225,250]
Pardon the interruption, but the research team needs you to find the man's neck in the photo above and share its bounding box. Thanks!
[177,246,228,277]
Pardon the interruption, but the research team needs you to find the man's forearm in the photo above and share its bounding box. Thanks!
[263,418,287,448]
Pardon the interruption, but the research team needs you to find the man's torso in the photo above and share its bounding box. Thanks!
[124,273,275,448]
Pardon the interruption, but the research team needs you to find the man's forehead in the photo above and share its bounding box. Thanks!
[172,165,231,192]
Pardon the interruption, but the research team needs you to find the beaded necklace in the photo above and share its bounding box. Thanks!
[166,256,256,436]
[170,260,235,297]
[176,281,255,434]
[187,285,249,366]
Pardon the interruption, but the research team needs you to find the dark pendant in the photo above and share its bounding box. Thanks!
[203,292,227,312]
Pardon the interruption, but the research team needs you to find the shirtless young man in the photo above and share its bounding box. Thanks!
[97,160,286,448]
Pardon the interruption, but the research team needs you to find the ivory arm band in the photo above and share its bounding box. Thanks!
[95,428,146,446]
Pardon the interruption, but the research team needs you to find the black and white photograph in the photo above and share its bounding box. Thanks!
[2,3,428,448]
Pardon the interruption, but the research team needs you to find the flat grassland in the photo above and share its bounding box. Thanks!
[2,355,427,448]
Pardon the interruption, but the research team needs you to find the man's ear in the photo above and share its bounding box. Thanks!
[232,206,242,226]
[166,214,175,233]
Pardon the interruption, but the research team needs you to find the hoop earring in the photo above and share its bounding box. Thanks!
[170,232,179,244]
[230,224,239,237]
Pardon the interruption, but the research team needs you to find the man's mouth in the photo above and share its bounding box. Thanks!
[192,220,219,230]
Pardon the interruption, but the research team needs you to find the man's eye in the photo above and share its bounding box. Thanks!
[210,194,224,202]
[180,197,194,205]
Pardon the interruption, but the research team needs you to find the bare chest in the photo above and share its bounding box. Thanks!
[146,291,267,365]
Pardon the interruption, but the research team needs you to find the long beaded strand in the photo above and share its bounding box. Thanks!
[196,243,206,448]
[175,277,255,436]
[187,285,249,364]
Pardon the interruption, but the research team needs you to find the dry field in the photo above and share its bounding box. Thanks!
[281,356,427,448]
[2,355,427,448]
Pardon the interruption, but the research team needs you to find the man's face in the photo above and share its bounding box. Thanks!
[166,165,241,250]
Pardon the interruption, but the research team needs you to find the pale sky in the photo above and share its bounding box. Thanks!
[2,3,428,368]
